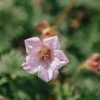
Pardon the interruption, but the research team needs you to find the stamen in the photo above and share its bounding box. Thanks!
[38,45,51,60]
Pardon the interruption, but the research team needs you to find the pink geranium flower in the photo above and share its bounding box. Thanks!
[22,36,69,82]
[84,53,100,74]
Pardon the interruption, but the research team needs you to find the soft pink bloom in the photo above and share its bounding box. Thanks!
[22,36,69,82]
[84,53,100,74]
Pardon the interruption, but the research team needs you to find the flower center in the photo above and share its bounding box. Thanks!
[38,45,52,60]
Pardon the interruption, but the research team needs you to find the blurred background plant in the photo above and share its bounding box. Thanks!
[0,0,100,100]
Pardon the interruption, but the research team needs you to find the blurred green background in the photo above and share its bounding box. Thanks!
[0,0,100,100]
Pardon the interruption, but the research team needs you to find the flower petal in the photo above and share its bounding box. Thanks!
[50,57,60,69]
[25,37,41,54]
[52,70,59,79]
[48,68,59,80]
[38,67,58,82]
[52,50,69,69]
[21,55,40,74]
[43,36,60,50]
[38,67,49,82]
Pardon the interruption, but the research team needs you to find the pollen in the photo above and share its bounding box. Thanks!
[38,46,52,60]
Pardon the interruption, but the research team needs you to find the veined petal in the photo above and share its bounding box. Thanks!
[50,57,60,69]
[52,70,59,79]
[38,67,58,82]
[52,50,69,69]
[43,36,60,50]
[38,67,49,82]
[48,68,59,80]
[25,37,41,54]
[21,55,40,74]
